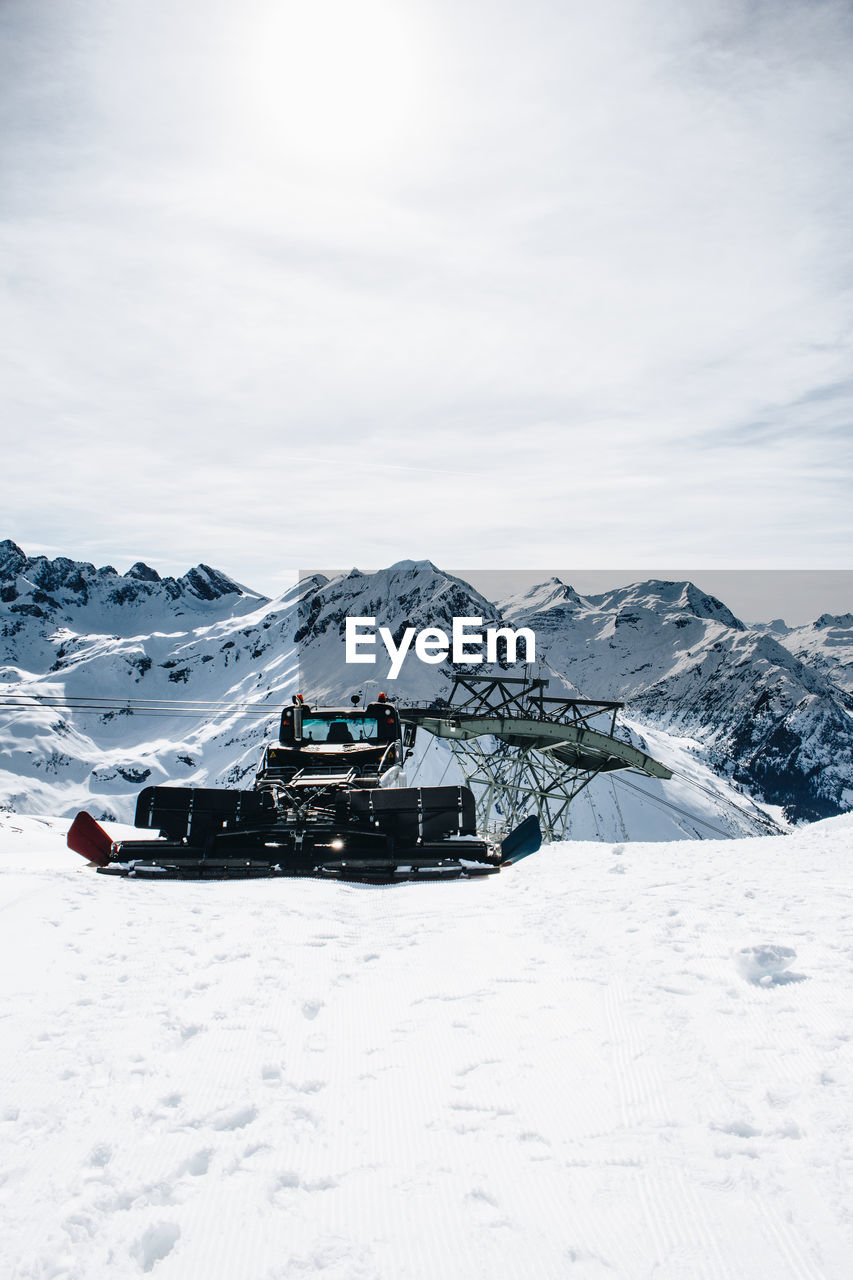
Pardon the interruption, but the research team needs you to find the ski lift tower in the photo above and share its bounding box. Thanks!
[401,673,672,841]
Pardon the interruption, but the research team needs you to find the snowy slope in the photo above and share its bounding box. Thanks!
[756,614,853,698]
[3,812,853,1279]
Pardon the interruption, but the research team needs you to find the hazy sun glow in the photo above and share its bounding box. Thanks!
[245,0,426,168]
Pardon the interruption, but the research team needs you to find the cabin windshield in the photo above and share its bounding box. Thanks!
[301,715,380,744]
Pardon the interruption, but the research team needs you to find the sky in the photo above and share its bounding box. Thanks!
[1,0,852,597]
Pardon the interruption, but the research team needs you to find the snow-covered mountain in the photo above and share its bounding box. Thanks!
[753,613,853,697]
[1,542,851,838]
[294,560,519,702]
[0,538,264,636]
[502,578,853,824]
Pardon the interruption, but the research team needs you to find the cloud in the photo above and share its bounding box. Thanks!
[1,0,852,586]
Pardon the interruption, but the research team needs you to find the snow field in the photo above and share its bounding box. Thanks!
[1,814,852,1279]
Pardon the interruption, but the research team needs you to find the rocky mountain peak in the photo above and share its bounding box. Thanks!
[179,564,242,601]
[814,612,853,630]
[679,582,746,631]
[126,562,161,583]
[0,539,27,576]
[0,539,267,636]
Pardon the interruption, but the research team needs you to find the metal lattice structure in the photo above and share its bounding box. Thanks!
[401,674,672,842]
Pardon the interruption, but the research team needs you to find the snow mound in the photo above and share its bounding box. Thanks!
[734,943,798,985]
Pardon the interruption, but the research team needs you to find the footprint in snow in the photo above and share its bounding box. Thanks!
[518,1130,550,1147]
[711,1118,761,1138]
[88,1142,112,1168]
[269,1171,337,1205]
[273,1171,301,1195]
[182,1149,212,1176]
[132,1222,181,1273]
[210,1104,257,1131]
[465,1187,510,1227]
[467,1188,499,1209]
[292,1079,326,1095]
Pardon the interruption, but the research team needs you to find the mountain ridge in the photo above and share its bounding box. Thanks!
[1,543,850,834]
